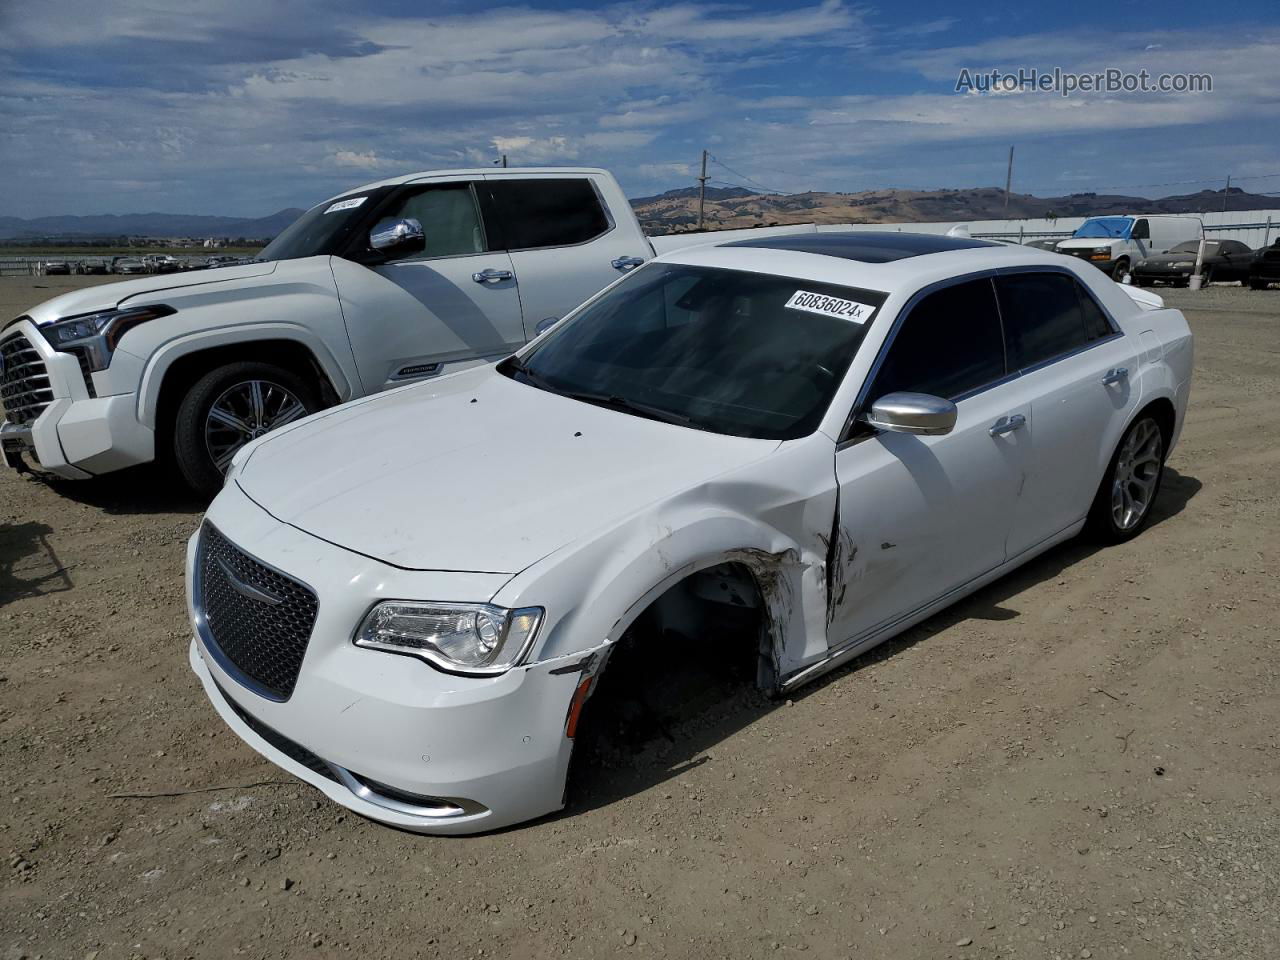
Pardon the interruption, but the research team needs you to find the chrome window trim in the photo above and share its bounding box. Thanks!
[837,263,1128,447]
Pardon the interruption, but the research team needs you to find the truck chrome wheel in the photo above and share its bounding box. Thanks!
[205,379,308,473]
[1111,416,1163,531]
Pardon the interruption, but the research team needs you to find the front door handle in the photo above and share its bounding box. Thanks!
[989,413,1027,437]
[472,268,513,283]
[1101,366,1129,386]
[611,256,646,271]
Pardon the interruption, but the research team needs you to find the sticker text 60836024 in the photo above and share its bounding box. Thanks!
[784,290,875,324]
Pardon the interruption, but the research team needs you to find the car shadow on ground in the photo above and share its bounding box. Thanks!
[27,464,206,516]
[0,520,73,606]
[559,468,1201,821]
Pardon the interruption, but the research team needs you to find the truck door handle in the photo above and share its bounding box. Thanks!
[611,256,645,271]
[472,268,513,283]
[989,413,1026,437]
[1101,367,1129,386]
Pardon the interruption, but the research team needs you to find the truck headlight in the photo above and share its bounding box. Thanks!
[1089,246,1111,260]
[42,304,176,371]
[355,602,544,675]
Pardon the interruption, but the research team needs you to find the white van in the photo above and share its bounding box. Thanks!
[1056,215,1203,280]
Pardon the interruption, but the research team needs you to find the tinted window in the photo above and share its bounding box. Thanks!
[996,272,1091,370]
[1221,240,1251,255]
[375,183,486,260]
[1131,219,1150,240]
[1077,283,1115,341]
[871,278,1005,401]
[508,265,884,440]
[486,178,610,250]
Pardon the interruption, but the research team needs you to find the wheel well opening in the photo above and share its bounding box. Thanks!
[568,562,773,799]
[153,340,338,460]
[1138,397,1176,451]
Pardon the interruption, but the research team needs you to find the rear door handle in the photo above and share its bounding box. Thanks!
[472,268,513,283]
[989,413,1027,437]
[611,256,645,271]
[1101,366,1129,386]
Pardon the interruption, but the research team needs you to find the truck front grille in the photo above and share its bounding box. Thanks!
[197,523,319,701]
[0,327,54,425]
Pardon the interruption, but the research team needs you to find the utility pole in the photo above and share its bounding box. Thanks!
[1222,174,1230,212]
[697,150,709,231]
[1004,145,1014,214]
[502,154,508,168]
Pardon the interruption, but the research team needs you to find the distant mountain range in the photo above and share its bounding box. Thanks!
[632,186,1277,234]
[0,209,305,241]
[1,185,1273,241]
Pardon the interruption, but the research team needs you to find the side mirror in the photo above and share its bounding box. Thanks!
[864,391,957,436]
[369,217,425,256]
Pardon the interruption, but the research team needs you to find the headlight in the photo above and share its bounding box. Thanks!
[355,601,544,675]
[41,304,175,371]
[1171,261,1195,269]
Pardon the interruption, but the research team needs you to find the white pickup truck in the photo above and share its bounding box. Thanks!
[1,168,820,494]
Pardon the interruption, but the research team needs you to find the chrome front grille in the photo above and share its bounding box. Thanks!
[196,523,319,701]
[0,327,53,425]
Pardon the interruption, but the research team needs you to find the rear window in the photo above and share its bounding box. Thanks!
[485,178,610,250]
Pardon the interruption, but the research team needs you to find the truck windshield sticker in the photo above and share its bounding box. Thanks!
[325,197,367,214]
[784,290,875,324]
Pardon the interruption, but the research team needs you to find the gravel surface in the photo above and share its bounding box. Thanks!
[2,276,1278,960]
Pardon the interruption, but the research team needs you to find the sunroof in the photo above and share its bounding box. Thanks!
[721,231,995,263]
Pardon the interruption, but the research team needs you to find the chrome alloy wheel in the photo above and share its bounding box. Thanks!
[205,379,308,473]
[1111,417,1163,531]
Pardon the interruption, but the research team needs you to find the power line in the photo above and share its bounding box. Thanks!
[707,155,787,195]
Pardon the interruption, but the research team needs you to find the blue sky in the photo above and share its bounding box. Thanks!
[2,0,1278,217]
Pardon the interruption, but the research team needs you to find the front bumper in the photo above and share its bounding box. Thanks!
[186,484,603,834]
[1132,266,1193,284]
[0,318,153,478]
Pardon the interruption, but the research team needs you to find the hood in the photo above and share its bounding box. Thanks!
[22,260,278,325]
[1057,237,1119,252]
[236,366,778,574]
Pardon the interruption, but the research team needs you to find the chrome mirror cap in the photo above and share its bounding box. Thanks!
[369,217,425,253]
[865,391,958,436]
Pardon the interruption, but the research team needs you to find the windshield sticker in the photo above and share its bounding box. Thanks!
[784,290,875,324]
[325,197,367,214]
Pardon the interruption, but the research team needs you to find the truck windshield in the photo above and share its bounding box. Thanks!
[503,264,886,440]
[258,188,388,261]
[1073,217,1133,240]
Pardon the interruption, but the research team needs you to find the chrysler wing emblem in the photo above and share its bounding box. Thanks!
[216,557,283,606]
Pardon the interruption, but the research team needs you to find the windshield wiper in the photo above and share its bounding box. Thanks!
[560,390,703,430]
[506,358,703,430]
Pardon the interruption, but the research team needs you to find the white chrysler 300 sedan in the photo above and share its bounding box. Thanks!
[187,232,1193,834]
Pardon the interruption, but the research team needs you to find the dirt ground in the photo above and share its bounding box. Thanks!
[2,275,1277,960]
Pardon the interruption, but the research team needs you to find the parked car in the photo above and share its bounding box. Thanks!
[42,260,72,275]
[186,232,1193,834]
[1248,238,1280,290]
[0,167,847,495]
[1132,239,1255,286]
[1056,215,1203,280]
[110,257,147,274]
[76,258,110,275]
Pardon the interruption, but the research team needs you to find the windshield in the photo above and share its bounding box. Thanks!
[1170,240,1213,254]
[503,264,885,440]
[1073,217,1133,240]
[258,188,387,261]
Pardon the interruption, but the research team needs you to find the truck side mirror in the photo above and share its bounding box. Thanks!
[369,218,426,257]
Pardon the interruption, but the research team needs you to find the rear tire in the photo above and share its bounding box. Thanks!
[1250,276,1269,290]
[173,361,318,497]
[1086,414,1166,544]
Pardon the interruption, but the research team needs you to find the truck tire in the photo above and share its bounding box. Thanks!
[1111,259,1129,281]
[173,361,318,497]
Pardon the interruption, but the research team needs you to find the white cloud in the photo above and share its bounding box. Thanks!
[334,150,380,169]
